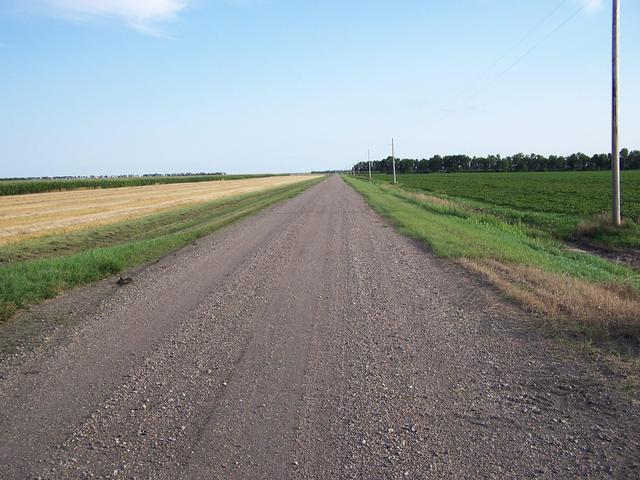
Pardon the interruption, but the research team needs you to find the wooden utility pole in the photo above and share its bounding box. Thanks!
[611,0,621,225]
[391,138,397,184]
[368,149,372,180]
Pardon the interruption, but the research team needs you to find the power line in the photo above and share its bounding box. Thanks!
[460,0,592,107]
[440,0,569,112]
[485,0,569,72]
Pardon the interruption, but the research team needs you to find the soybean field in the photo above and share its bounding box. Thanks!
[368,170,640,248]
[371,171,640,218]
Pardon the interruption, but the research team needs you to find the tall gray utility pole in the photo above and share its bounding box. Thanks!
[611,0,621,225]
[368,149,372,180]
[391,138,397,184]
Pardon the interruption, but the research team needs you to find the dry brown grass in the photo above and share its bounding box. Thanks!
[0,175,319,245]
[380,184,458,209]
[405,191,457,208]
[463,258,640,340]
[574,211,617,238]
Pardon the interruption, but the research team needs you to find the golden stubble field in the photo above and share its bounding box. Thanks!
[0,175,319,245]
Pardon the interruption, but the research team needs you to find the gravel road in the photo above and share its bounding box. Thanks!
[1,175,638,479]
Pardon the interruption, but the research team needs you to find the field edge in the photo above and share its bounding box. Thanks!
[0,176,326,334]
[342,174,640,356]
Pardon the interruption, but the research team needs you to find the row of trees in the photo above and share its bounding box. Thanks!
[0,172,226,181]
[352,149,640,174]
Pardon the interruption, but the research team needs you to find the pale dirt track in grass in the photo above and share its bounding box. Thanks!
[0,175,319,245]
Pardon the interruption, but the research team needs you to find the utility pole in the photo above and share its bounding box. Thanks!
[611,0,621,225]
[368,149,372,180]
[391,138,397,184]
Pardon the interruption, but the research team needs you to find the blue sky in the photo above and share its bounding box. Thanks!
[0,0,638,176]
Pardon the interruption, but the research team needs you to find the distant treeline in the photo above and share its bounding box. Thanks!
[0,172,226,181]
[0,173,279,196]
[352,149,640,174]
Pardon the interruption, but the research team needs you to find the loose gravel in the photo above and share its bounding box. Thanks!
[0,175,638,479]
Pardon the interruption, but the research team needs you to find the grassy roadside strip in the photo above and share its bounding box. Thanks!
[342,176,640,348]
[0,176,325,322]
[364,172,640,249]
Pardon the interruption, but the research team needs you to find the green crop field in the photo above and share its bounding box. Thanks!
[343,175,640,346]
[370,171,640,218]
[0,174,280,196]
[365,171,640,248]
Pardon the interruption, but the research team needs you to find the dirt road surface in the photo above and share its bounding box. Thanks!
[1,175,638,479]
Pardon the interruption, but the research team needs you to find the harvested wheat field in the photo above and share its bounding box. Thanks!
[0,175,318,245]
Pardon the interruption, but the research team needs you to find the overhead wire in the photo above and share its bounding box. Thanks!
[439,0,570,112]
[460,0,593,107]
[484,0,569,73]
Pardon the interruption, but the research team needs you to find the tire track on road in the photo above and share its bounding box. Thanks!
[1,175,638,479]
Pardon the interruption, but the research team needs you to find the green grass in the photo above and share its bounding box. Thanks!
[365,171,640,248]
[0,174,282,196]
[0,177,324,322]
[344,176,638,286]
[344,175,640,345]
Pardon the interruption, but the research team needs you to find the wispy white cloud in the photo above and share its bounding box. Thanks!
[34,0,189,35]
[577,0,604,15]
